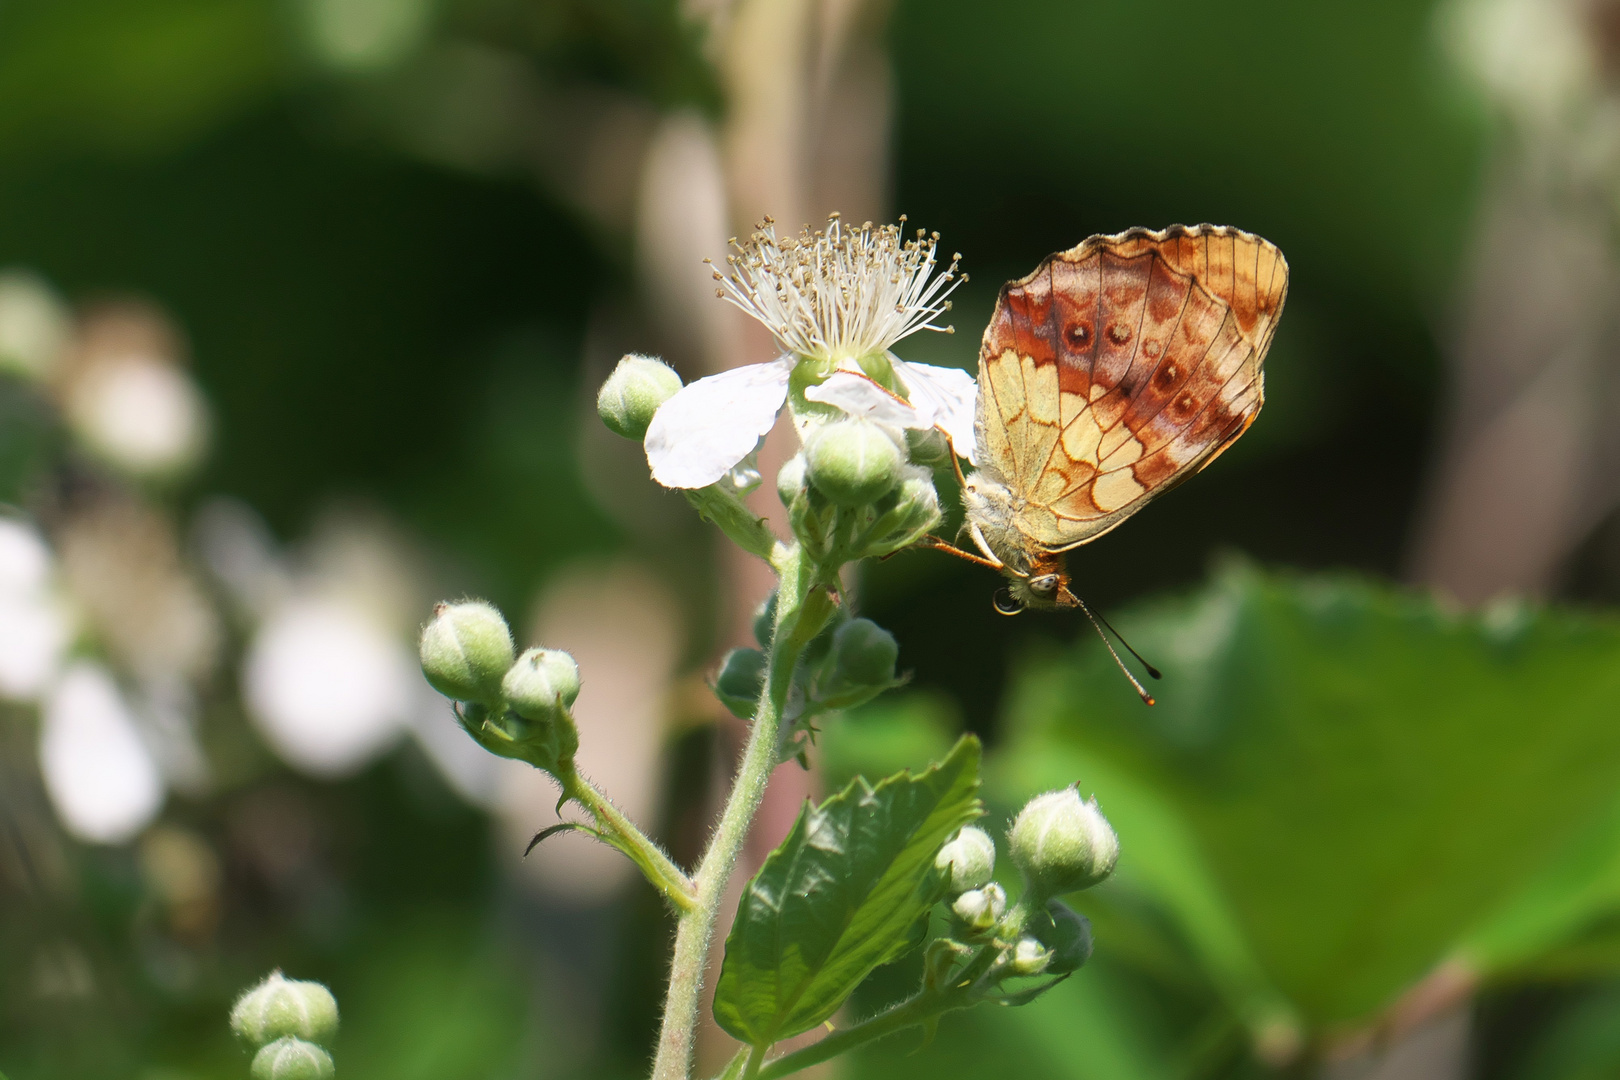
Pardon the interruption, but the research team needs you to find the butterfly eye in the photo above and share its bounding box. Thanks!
[993,588,1025,616]
[1065,323,1090,346]
[1029,574,1059,594]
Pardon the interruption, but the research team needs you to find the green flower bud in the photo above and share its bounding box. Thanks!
[905,426,951,466]
[1028,899,1094,975]
[1007,936,1053,977]
[811,617,900,711]
[950,882,1007,933]
[420,600,514,704]
[777,454,807,507]
[861,466,943,557]
[251,1037,335,1080]
[502,647,581,720]
[829,618,898,688]
[713,647,766,719]
[231,972,339,1048]
[1008,787,1119,898]
[597,354,682,440]
[752,591,778,648]
[935,825,996,895]
[804,420,903,507]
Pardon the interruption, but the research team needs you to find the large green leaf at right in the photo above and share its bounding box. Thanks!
[996,561,1620,1032]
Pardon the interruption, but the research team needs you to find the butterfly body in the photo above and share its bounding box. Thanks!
[961,224,1288,611]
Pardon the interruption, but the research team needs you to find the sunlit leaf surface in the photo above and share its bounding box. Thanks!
[714,736,982,1046]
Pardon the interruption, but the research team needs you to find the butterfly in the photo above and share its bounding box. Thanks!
[924,224,1288,626]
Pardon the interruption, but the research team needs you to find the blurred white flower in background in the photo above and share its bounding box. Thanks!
[40,662,165,845]
[0,270,71,381]
[62,302,209,479]
[200,502,461,781]
[58,497,220,686]
[69,358,209,477]
[57,495,220,794]
[0,517,73,702]
[1440,0,1599,131]
[245,596,416,776]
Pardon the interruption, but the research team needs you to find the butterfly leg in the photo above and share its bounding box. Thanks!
[910,533,1005,570]
[938,427,970,491]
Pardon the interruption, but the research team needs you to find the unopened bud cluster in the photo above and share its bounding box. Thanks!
[936,825,1009,940]
[419,601,580,777]
[714,593,906,755]
[230,972,338,1080]
[929,790,1115,991]
[778,436,941,565]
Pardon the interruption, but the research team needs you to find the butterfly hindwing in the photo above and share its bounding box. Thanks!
[974,224,1287,551]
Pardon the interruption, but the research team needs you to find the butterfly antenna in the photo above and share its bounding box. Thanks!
[1072,596,1156,706]
[1090,606,1162,680]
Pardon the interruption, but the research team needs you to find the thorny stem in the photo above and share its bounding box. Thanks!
[565,771,697,913]
[651,543,837,1080]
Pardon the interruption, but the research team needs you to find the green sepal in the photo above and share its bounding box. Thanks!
[455,700,578,780]
[991,973,1072,1007]
[713,735,984,1047]
[685,484,778,560]
[921,938,971,994]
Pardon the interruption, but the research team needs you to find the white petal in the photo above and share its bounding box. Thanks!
[40,663,165,845]
[892,357,979,465]
[645,357,794,488]
[804,361,980,465]
[804,371,930,428]
[244,598,412,777]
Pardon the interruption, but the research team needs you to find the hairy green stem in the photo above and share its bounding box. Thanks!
[650,544,837,1080]
[747,941,1001,1079]
[754,991,950,1079]
[566,772,697,912]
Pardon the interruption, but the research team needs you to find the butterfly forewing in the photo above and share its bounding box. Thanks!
[974,224,1287,552]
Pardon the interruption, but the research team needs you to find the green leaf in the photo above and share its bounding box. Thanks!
[714,735,983,1047]
[998,560,1620,1032]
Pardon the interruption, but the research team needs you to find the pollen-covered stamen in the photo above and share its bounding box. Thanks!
[708,214,965,361]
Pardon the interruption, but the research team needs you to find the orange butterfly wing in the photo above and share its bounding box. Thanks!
[974,224,1287,551]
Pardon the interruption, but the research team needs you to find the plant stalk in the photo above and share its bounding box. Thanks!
[650,545,836,1080]
[566,772,698,912]
[753,991,951,1080]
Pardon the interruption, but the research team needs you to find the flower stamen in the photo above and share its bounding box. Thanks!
[706,214,966,362]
